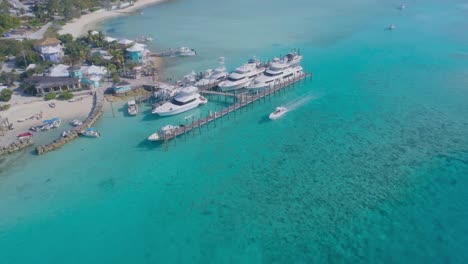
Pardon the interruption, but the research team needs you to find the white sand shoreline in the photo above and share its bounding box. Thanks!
[58,0,170,37]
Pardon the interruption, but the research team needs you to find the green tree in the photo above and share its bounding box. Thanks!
[59,90,74,100]
[64,40,90,64]
[0,88,13,102]
[44,92,56,100]
[58,33,74,44]
[0,0,10,15]
[0,14,20,34]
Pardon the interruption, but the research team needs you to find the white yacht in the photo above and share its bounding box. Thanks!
[127,100,138,116]
[218,58,266,92]
[246,52,304,92]
[177,47,196,57]
[269,107,287,120]
[195,57,228,87]
[152,86,207,116]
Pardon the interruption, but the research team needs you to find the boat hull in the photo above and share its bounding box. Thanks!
[218,80,251,92]
[152,97,207,116]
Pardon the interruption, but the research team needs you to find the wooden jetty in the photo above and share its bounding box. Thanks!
[161,72,312,150]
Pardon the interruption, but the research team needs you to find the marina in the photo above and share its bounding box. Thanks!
[158,71,311,150]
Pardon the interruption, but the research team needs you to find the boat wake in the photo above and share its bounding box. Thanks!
[282,93,317,112]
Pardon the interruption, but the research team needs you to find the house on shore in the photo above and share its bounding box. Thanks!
[35,38,64,63]
[48,64,108,88]
[25,76,81,95]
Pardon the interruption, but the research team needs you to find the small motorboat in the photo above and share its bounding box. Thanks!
[42,118,61,129]
[269,107,287,120]
[148,125,176,141]
[388,24,396,30]
[62,130,73,138]
[71,119,83,127]
[398,4,406,10]
[49,103,56,108]
[127,100,138,116]
[176,47,197,57]
[80,127,100,138]
[17,132,33,140]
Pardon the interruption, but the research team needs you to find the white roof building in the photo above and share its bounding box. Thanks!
[49,64,70,77]
[118,38,134,46]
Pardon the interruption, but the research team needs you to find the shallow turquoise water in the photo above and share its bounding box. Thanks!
[1,0,468,263]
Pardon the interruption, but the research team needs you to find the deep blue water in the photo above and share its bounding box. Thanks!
[0,0,467,263]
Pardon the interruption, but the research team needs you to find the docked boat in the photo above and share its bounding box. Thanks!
[80,127,100,138]
[42,118,61,130]
[152,86,207,116]
[62,130,72,138]
[176,47,197,57]
[218,58,265,91]
[246,52,304,92]
[148,125,177,141]
[127,100,138,116]
[71,119,83,127]
[195,57,228,87]
[17,132,33,140]
[269,107,287,120]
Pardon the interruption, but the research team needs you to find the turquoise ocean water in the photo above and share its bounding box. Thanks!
[1,0,468,262]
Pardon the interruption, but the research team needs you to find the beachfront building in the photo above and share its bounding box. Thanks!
[25,76,81,95]
[118,39,134,48]
[112,81,132,94]
[49,64,70,77]
[126,43,147,64]
[35,38,64,63]
[80,65,108,88]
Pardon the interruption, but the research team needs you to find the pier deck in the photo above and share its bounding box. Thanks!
[161,72,312,149]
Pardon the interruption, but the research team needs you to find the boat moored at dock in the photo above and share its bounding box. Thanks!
[152,86,207,116]
[148,125,177,141]
[71,119,83,127]
[176,47,197,57]
[246,52,304,92]
[127,100,138,116]
[80,127,100,138]
[218,58,265,92]
[195,57,228,87]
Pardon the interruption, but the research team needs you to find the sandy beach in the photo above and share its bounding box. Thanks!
[59,0,169,37]
[0,94,93,146]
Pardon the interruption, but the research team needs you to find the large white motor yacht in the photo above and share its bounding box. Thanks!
[246,52,304,92]
[195,57,228,87]
[218,58,266,92]
[152,86,207,116]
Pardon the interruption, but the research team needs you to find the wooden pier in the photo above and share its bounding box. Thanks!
[161,72,312,150]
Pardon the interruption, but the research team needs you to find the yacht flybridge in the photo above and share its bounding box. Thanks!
[218,58,266,92]
[246,52,303,91]
[152,86,207,116]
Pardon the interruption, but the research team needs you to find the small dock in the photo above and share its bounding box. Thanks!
[161,72,312,150]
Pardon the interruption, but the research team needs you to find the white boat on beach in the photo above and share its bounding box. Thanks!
[41,118,61,130]
[246,52,304,92]
[269,107,287,120]
[127,100,138,116]
[195,57,228,87]
[71,119,83,127]
[148,125,177,141]
[152,86,207,116]
[80,127,100,138]
[176,47,197,57]
[218,58,265,92]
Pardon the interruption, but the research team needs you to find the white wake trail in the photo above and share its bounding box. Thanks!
[283,93,317,112]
